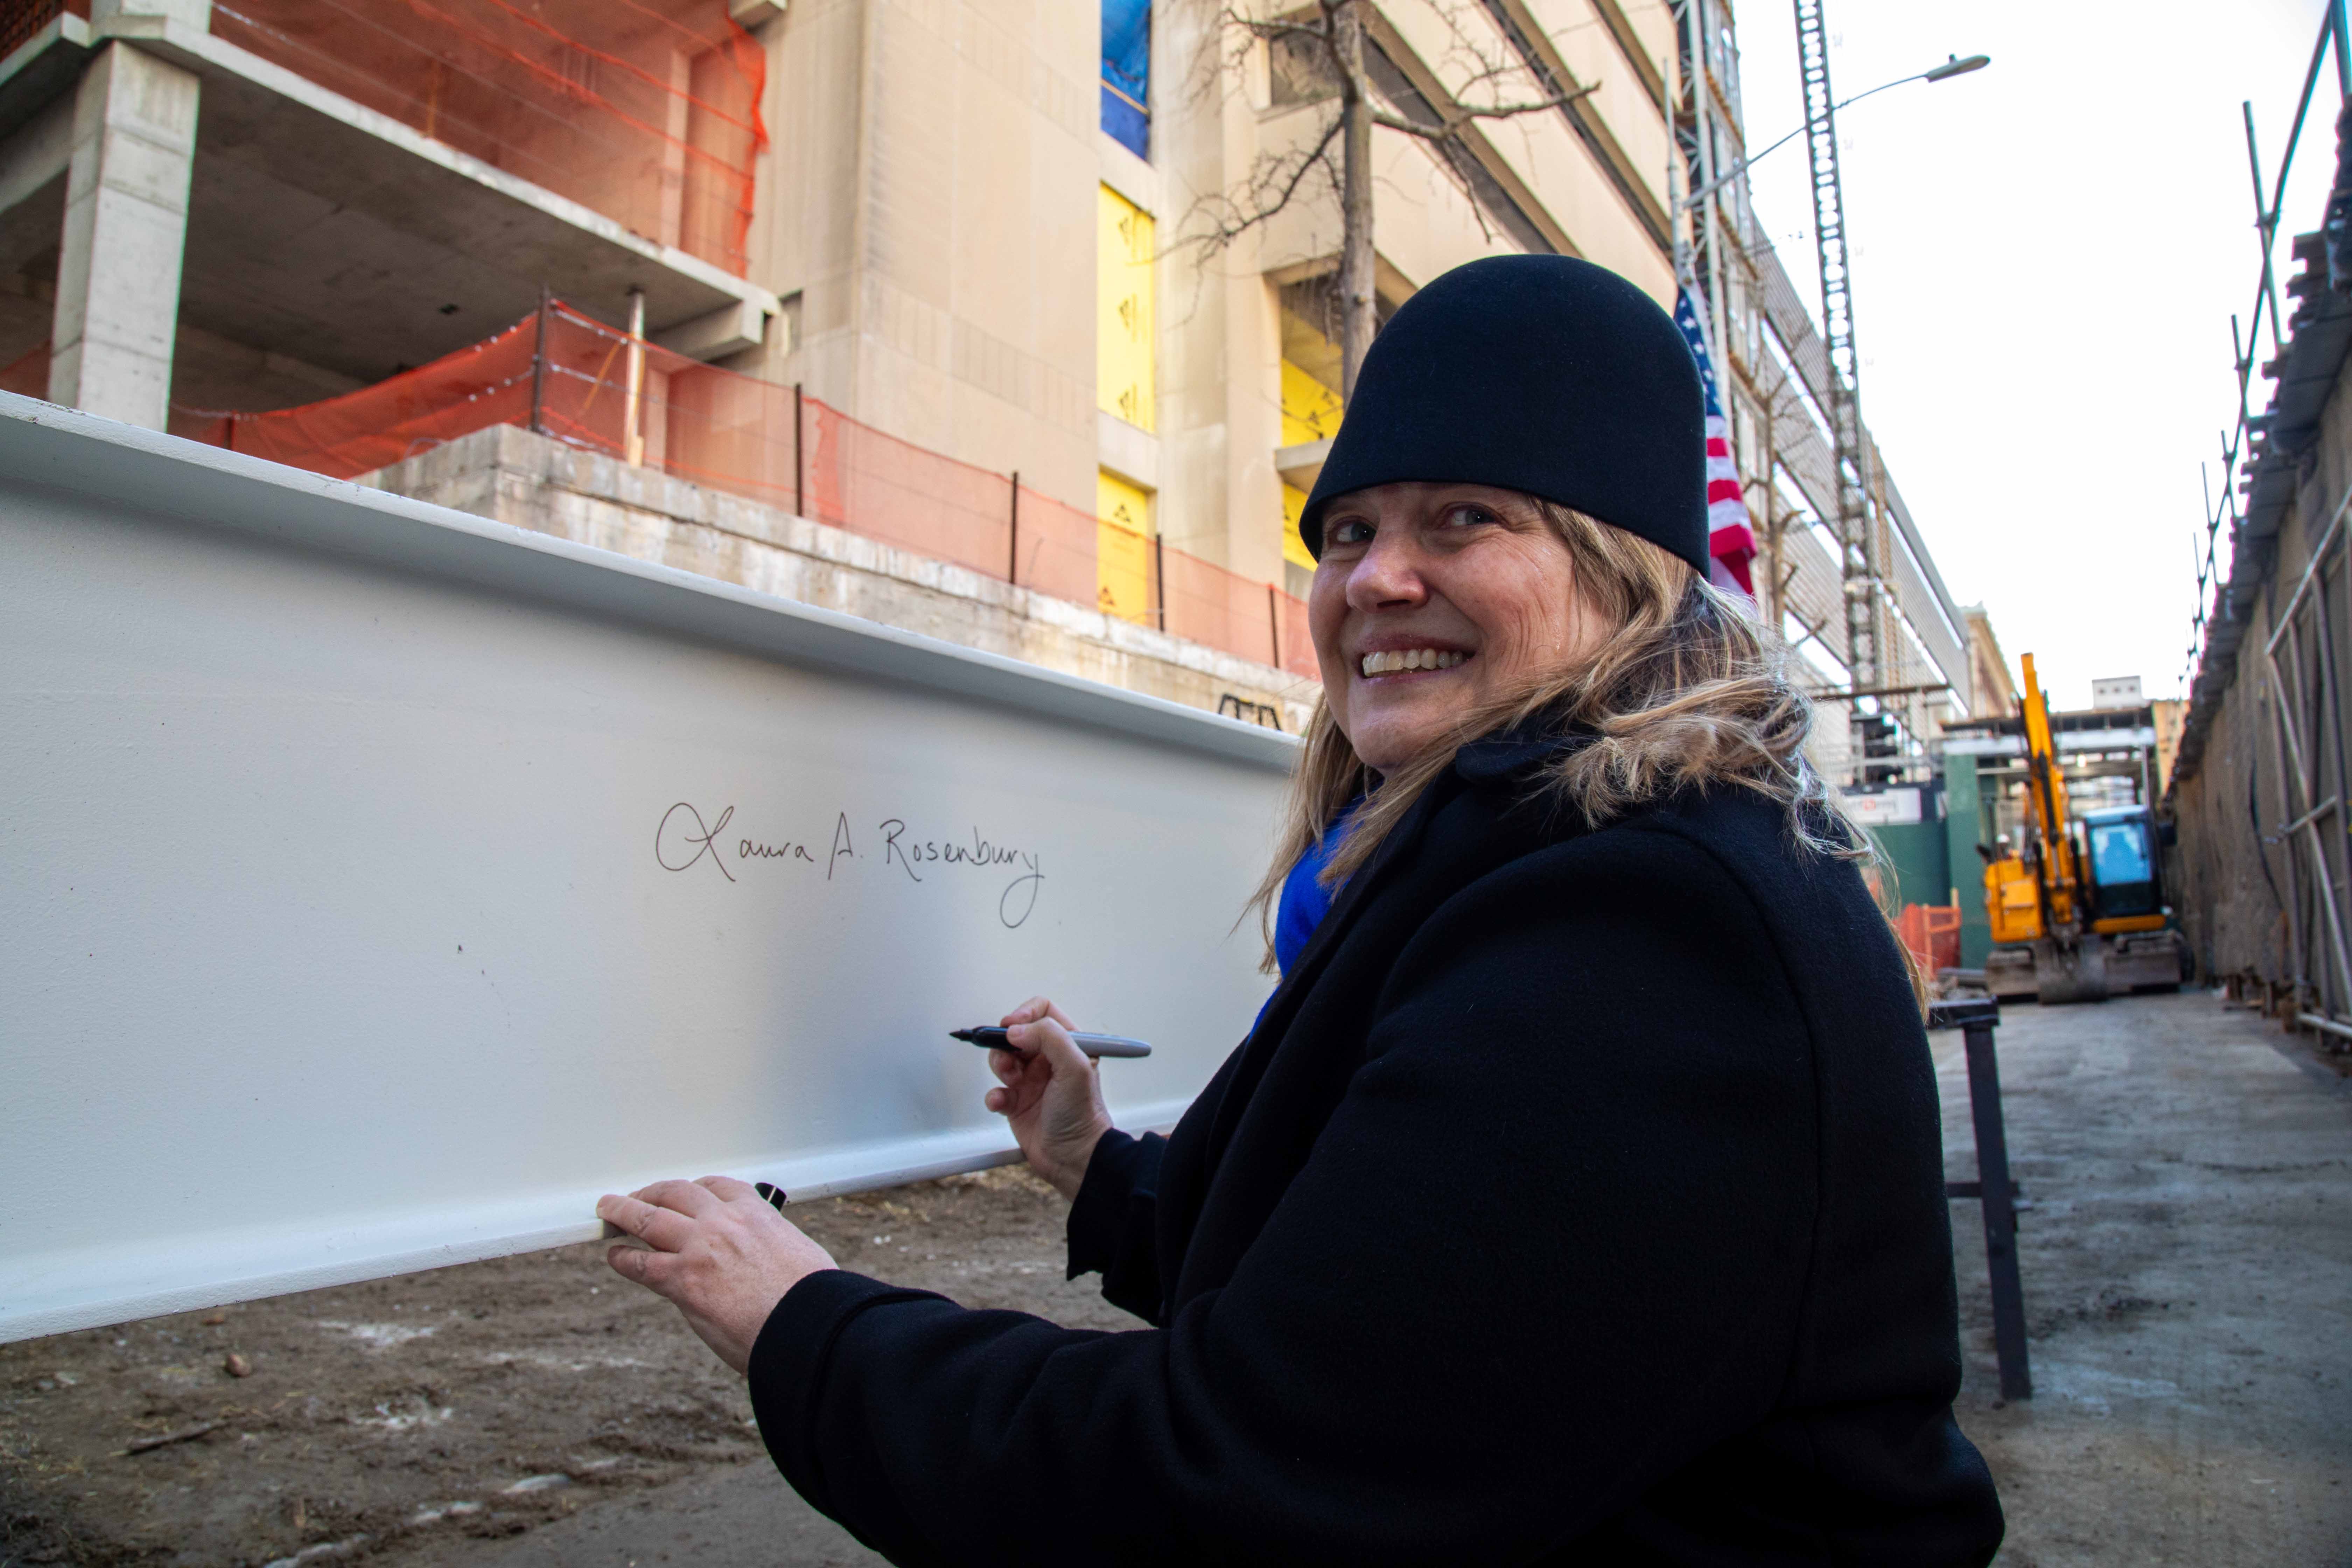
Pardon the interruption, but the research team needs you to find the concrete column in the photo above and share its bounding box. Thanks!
[48,41,200,430]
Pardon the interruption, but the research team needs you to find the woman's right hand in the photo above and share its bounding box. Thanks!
[984,996,1113,1202]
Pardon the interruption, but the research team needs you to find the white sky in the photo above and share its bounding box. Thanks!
[1720,0,2336,711]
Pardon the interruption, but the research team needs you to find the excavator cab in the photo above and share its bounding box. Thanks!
[2081,805,2166,932]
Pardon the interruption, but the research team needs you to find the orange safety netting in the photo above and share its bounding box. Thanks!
[1896,903,1962,975]
[0,341,48,399]
[1085,521,1316,678]
[210,0,765,276]
[187,314,540,473]
[168,301,1317,682]
[2,0,85,63]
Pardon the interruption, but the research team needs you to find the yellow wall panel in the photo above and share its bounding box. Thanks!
[1097,468,1155,624]
[1281,482,1315,571]
[1280,359,1343,447]
[1097,187,1155,433]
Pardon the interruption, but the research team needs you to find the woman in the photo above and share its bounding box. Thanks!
[596,255,2005,1565]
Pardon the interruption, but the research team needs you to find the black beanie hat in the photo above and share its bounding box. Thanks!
[1299,254,1708,576]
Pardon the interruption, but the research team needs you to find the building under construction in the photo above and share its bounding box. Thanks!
[1,0,1976,748]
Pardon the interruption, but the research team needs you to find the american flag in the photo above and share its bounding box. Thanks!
[1673,289,1758,598]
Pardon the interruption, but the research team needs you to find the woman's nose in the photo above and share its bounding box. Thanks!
[1345,534,1429,611]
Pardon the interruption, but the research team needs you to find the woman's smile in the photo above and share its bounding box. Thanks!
[1355,644,1475,679]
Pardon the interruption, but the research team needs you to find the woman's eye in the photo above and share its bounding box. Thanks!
[1327,519,1373,546]
[1442,506,1493,529]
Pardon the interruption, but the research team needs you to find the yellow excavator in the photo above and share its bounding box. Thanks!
[1982,654,2184,1003]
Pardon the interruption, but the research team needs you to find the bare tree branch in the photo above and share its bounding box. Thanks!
[1366,80,1600,143]
[1171,0,1601,388]
[1171,105,1346,262]
[1449,82,1603,120]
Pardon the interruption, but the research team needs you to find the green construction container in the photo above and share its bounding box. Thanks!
[1849,782,1952,916]
[1939,754,1996,967]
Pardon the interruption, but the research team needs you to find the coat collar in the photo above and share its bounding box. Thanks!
[1450,714,1592,786]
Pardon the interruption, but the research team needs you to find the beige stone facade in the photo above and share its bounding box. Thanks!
[734,0,1682,594]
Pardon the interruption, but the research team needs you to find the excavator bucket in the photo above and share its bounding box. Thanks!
[2031,939,2110,1005]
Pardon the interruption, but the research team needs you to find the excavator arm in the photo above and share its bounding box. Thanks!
[2016,652,2080,933]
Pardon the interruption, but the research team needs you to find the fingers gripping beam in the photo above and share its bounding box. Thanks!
[597,1193,695,1252]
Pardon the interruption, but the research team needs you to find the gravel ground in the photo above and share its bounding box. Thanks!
[6,991,2348,1566]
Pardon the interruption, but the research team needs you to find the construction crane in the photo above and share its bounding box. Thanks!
[1791,0,1883,764]
[1982,654,2185,1003]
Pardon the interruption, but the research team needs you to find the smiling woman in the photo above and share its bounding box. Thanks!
[1260,476,1845,941]
[600,255,2005,1566]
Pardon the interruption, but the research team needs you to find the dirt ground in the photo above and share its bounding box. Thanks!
[0,1165,1115,1567]
[6,991,2350,1567]
[1936,993,2352,1566]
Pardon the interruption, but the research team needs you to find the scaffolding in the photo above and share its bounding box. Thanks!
[2171,0,2352,1040]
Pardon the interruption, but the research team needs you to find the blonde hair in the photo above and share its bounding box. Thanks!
[1251,500,1920,997]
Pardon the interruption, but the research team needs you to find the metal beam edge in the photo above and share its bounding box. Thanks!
[0,394,1301,774]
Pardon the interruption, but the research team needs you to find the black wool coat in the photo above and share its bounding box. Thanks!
[747,728,2005,1566]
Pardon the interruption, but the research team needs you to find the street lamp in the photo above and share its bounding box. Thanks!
[1676,53,1991,216]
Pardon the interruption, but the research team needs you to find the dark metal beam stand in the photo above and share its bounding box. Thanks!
[1928,996,2033,1400]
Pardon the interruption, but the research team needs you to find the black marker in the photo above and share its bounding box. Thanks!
[952,1026,1152,1059]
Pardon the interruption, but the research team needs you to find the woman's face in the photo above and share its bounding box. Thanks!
[1310,483,1602,773]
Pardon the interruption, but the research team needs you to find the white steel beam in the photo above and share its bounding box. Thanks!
[0,395,1292,1342]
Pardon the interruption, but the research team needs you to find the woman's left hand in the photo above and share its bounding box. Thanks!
[597,1177,838,1374]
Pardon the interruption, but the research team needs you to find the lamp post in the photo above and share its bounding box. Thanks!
[1676,54,1989,223]
[1671,50,1990,348]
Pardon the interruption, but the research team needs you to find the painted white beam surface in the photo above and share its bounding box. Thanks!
[0,395,1295,1343]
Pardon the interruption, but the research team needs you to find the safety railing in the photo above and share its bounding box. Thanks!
[176,299,1319,683]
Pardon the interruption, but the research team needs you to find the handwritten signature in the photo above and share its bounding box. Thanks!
[654,803,1045,928]
[655,802,737,882]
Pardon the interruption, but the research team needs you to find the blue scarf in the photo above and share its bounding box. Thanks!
[1274,803,1363,977]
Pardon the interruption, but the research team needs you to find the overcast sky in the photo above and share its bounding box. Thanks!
[1720,0,2334,711]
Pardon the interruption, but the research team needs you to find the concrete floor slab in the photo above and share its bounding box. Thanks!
[2,16,780,405]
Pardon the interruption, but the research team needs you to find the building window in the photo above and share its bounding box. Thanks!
[1267,14,1337,107]
[1098,468,1156,625]
[1101,0,1149,157]
[1098,184,1155,433]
